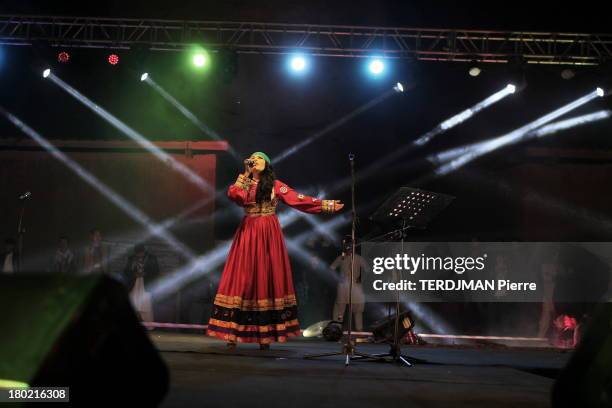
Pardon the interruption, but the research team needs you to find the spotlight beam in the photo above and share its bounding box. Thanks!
[44,73,214,194]
[530,110,610,138]
[434,88,605,176]
[415,84,516,145]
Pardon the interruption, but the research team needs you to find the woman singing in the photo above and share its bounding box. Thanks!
[207,152,344,350]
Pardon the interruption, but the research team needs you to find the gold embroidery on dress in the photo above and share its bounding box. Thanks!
[244,198,278,216]
[321,199,335,213]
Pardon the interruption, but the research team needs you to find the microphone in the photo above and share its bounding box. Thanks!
[18,191,31,200]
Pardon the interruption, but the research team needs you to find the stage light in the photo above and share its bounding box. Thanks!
[369,59,384,75]
[187,46,210,71]
[192,53,208,68]
[394,82,404,92]
[561,69,575,80]
[290,55,307,72]
[322,321,343,341]
[57,51,70,63]
[507,84,517,93]
[303,320,333,338]
[597,87,605,97]
[469,66,481,77]
[371,311,414,343]
[108,54,119,65]
[42,68,51,78]
[140,73,149,81]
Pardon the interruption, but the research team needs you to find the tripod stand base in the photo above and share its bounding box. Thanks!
[304,341,387,366]
[371,344,427,367]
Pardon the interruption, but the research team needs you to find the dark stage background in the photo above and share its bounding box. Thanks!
[1,0,612,334]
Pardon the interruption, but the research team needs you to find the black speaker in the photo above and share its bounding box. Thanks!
[0,274,169,405]
[553,303,612,408]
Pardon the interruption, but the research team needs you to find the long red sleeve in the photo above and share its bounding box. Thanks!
[227,174,256,206]
[274,180,336,214]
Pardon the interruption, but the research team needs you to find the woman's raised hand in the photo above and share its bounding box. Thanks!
[243,158,253,175]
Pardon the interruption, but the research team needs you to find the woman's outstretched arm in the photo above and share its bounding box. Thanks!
[275,180,343,214]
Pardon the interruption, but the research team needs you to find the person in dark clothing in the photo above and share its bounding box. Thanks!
[51,236,76,274]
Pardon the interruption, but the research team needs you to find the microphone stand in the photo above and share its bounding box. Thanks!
[304,154,384,366]
[16,195,28,272]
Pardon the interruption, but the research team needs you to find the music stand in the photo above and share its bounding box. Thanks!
[369,187,454,366]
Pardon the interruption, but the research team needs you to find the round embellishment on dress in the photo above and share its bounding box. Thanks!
[298,194,304,200]
[280,186,288,194]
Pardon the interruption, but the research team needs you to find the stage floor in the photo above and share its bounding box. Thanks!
[150,332,570,408]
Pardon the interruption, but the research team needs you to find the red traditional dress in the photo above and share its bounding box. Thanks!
[207,174,336,344]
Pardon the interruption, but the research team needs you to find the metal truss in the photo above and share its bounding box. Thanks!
[1,14,612,65]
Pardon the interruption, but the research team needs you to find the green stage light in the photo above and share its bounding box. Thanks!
[192,51,209,69]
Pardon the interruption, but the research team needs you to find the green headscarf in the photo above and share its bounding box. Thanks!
[251,151,271,164]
